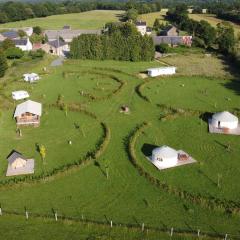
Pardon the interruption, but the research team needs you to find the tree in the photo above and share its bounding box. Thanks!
[1,38,15,50]
[125,8,138,22]
[5,47,24,59]
[18,29,27,38]
[33,26,42,35]
[39,145,46,163]
[216,22,235,53]
[0,52,8,78]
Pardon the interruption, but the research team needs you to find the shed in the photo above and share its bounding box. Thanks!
[147,67,176,77]
[212,111,238,130]
[151,146,178,168]
[14,100,42,126]
[12,90,29,100]
[23,73,40,83]
[7,151,27,169]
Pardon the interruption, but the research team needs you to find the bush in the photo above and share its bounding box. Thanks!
[0,52,8,78]
[5,47,24,59]
[192,37,205,48]
[156,43,169,53]
[29,49,45,59]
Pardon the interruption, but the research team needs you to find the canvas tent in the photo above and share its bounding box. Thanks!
[211,111,238,129]
[147,67,176,77]
[151,146,178,168]
[7,151,27,169]
[12,90,29,100]
[23,73,40,83]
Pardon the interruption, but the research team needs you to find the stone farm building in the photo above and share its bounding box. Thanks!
[14,100,42,126]
[135,21,152,36]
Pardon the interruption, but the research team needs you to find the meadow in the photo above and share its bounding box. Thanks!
[0,10,124,30]
[0,51,240,239]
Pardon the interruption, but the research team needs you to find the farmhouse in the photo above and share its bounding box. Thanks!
[160,25,179,36]
[136,21,147,36]
[23,73,40,83]
[44,29,102,43]
[47,40,69,56]
[147,67,176,77]
[149,145,197,170]
[6,150,35,176]
[14,100,42,126]
[12,90,29,100]
[13,38,33,51]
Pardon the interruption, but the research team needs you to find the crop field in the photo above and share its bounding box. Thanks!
[0,10,124,30]
[0,52,240,239]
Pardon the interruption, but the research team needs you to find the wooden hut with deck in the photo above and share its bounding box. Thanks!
[14,100,42,126]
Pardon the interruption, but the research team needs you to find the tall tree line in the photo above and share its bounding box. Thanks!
[70,22,155,61]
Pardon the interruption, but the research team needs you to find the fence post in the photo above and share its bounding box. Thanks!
[110,220,113,228]
[170,227,174,237]
[197,229,200,237]
[225,234,228,240]
[25,210,29,220]
[142,223,144,232]
[81,214,84,220]
[55,211,58,221]
[0,207,2,216]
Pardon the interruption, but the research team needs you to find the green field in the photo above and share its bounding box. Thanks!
[0,10,124,29]
[0,51,240,239]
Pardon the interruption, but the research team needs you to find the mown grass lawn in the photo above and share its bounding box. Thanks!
[0,10,124,30]
[0,54,239,238]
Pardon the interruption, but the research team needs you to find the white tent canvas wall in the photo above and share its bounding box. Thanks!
[147,67,176,77]
[212,111,238,129]
[23,73,40,83]
[12,91,29,100]
[151,145,178,168]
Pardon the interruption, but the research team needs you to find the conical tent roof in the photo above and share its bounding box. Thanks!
[152,145,178,159]
[212,111,238,122]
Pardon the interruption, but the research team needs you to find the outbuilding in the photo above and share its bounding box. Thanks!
[14,100,42,126]
[151,145,178,169]
[6,150,35,176]
[12,90,29,100]
[147,67,176,77]
[211,111,238,130]
[23,73,40,83]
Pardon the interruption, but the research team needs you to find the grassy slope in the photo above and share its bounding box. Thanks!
[0,55,239,237]
[0,10,124,29]
[189,14,240,35]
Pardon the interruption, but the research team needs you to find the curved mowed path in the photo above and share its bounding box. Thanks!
[0,59,240,237]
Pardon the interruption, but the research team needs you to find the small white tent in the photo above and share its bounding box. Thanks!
[12,90,29,100]
[23,73,40,83]
[147,67,176,77]
[151,145,178,168]
[212,111,238,130]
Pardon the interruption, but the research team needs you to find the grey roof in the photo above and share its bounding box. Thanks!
[45,29,102,41]
[48,39,67,48]
[14,100,42,117]
[63,26,71,29]
[7,150,26,165]
[136,21,146,26]
[2,31,19,39]
[13,39,28,46]
[153,36,183,45]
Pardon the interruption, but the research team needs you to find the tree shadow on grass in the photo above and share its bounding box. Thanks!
[141,143,158,157]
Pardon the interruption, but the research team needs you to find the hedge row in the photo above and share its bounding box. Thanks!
[127,122,240,215]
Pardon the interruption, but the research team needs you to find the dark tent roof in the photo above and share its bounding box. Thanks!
[7,150,26,164]
[2,31,19,39]
[13,39,28,46]
[48,40,67,48]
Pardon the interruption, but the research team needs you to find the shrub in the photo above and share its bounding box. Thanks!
[29,49,45,59]
[156,43,169,53]
[0,52,8,78]
[5,47,24,59]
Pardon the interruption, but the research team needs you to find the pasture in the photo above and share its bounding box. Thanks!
[0,53,240,239]
[0,10,124,30]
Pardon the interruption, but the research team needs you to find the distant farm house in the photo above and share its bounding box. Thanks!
[135,21,152,36]
[147,67,176,77]
[14,100,42,126]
